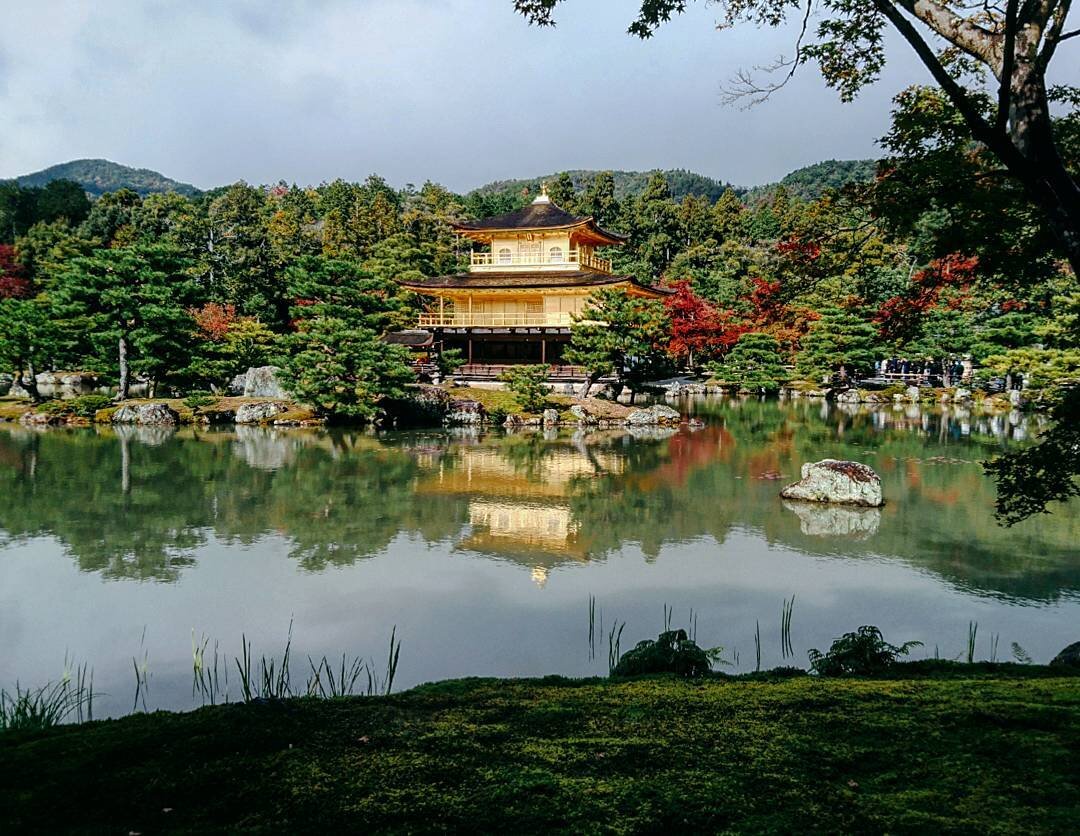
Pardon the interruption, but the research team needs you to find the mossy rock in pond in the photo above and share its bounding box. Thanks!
[611,629,713,678]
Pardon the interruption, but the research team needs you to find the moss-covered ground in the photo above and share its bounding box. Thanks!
[2,670,1077,833]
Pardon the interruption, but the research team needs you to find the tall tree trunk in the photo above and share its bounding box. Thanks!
[1007,71,1080,276]
[118,334,130,401]
[22,357,42,403]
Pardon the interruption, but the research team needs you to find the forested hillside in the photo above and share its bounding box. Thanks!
[471,169,736,204]
[743,159,877,204]
[9,159,199,198]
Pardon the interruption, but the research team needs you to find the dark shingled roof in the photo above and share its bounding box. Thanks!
[454,200,627,242]
[398,271,672,294]
[383,329,434,347]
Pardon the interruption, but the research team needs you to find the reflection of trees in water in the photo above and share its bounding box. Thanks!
[0,400,1076,601]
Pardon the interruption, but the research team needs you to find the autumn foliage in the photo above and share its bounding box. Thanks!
[0,245,30,300]
[663,279,747,366]
[875,254,978,344]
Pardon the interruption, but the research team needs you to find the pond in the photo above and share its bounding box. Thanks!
[1,398,1077,717]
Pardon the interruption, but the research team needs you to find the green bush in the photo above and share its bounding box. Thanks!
[183,391,217,410]
[500,364,550,413]
[70,394,113,418]
[808,626,922,676]
[611,629,723,678]
[35,400,73,416]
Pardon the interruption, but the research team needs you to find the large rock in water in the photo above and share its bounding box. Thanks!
[780,459,884,507]
[626,403,682,426]
[111,402,180,426]
[235,401,288,425]
[1050,641,1080,668]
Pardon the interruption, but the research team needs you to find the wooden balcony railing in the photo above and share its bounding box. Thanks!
[417,312,574,328]
[470,250,612,274]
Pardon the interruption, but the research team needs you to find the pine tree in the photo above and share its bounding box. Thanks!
[796,306,878,383]
[580,171,620,228]
[565,289,670,398]
[546,172,576,211]
[278,317,414,419]
[51,244,198,398]
[712,332,788,392]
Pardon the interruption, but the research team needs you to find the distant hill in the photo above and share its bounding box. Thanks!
[743,159,877,204]
[10,159,199,198]
[470,169,737,204]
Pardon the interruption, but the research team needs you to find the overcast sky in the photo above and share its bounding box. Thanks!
[2,1,1075,192]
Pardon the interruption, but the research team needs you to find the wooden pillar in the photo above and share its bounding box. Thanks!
[439,296,444,323]
[541,338,546,364]
[468,338,473,364]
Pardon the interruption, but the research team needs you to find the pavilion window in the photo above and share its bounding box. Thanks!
[497,247,512,265]
[548,245,563,263]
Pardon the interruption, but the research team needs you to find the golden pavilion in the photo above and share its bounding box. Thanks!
[396,190,668,379]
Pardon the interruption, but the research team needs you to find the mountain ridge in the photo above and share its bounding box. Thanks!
[8,158,877,204]
[8,158,199,198]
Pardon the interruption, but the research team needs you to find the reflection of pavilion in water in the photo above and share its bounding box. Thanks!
[415,440,626,585]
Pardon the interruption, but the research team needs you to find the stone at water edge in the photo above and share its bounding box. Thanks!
[780,459,884,507]
[906,385,921,403]
[1050,641,1080,668]
[444,399,485,426]
[235,401,288,425]
[625,403,682,426]
[111,403,180,426]
[542,408,559,426]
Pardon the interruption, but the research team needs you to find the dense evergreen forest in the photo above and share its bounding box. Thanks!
[0,85,1077,519]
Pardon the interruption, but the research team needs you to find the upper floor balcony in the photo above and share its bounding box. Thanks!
[470,249,611,274]
[417,311,574,328]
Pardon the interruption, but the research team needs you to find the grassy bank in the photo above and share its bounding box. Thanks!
[2,670,1078,833]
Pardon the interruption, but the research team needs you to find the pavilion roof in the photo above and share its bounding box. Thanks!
[453,196,627,246]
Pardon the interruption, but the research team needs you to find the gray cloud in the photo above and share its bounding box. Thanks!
[3,1,1071,192]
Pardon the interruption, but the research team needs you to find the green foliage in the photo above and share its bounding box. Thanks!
[0,660,93,731]
[278,318,413,420]
[986,385,1080,525]
[565,289,671,394]
[436,348,464,377]
[610,629,721,678]
[796,307,878,381]
[11,158,198,198]
[0,180,91,244]
[183,391,217,410]
[0,296,57,396]
[808,626,923,677]
[712,332,788,392]
[744,159,877,204]
[500,364,550,413]
[70,395,112,418]
[51,243,198,392]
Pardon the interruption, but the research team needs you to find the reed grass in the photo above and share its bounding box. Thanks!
[132,628,151,713]
[780,596,796,660]
[607,621,625,675]
[0,658,94,732]
[754,620,761,672]
[588,595,597,661]
[967,621,978,664]
[192,632,228,706]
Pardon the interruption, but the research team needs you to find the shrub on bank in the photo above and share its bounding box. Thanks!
[611,629,723,678]
[808,625,923,676]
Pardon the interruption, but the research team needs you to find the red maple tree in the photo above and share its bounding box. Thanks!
[663,279,747,368]
[190,302,239,341]
[875,254,978,343]
[0,245,30,299]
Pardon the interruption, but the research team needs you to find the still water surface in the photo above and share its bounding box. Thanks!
[1,399,1077,717]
